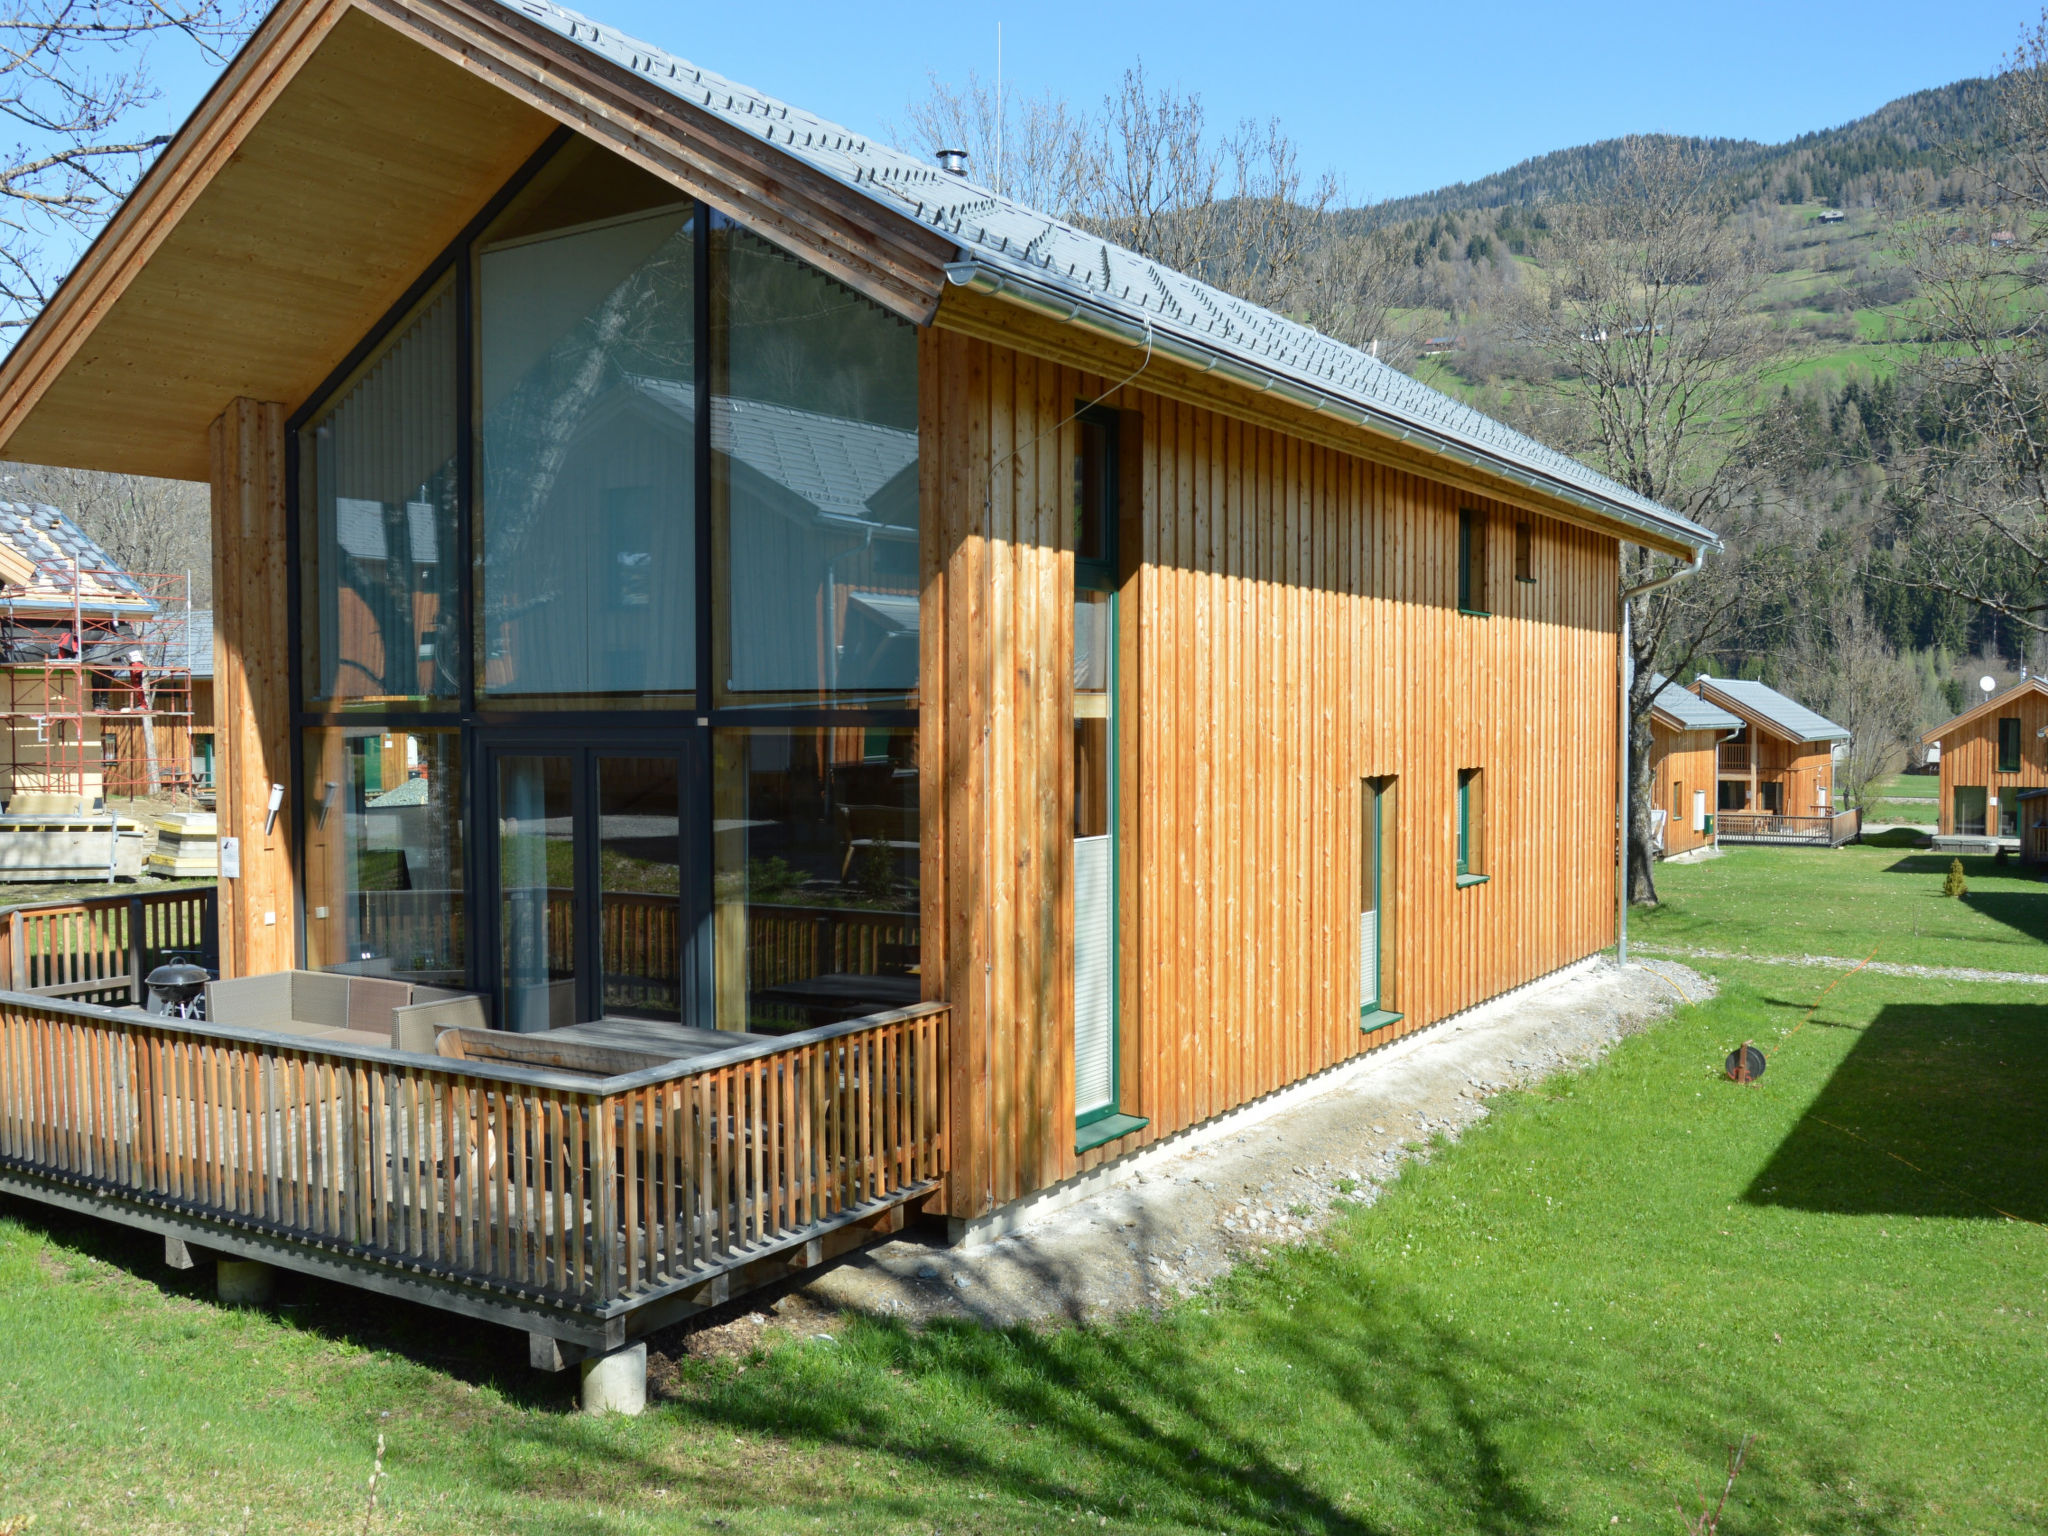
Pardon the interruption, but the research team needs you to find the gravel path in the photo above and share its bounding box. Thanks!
[661,959,1715,1360]
[1630,942,2048,986]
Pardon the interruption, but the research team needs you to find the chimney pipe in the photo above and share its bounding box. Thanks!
[936,147,969,176]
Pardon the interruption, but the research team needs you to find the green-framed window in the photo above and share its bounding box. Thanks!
[1999,716,2023,773]
[1457,509,1489,616]
[1073,405,1147,1153]
[1456,767,1487,886]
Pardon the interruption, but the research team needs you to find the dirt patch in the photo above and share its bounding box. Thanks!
[659,958,1712,1359]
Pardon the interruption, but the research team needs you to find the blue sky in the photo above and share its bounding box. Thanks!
[140,0,2029,205]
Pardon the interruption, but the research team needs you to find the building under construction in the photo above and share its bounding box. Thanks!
[0,501,205,815]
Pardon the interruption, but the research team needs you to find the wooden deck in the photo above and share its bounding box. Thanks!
[0,987,948,1349]
[1714,808,1861,847]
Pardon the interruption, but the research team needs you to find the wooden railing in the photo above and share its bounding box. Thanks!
[0,886,216,1005]
[1716,808,1861,846]
[1718,742,1751,772]
[0,992,946,1326]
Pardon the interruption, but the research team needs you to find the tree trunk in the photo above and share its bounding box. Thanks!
[1627,703,1660,906]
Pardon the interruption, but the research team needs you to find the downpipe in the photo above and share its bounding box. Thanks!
[1617,546,1707,966]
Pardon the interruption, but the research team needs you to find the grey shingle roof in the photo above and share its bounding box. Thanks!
[499,0,1717,555]
[0,500,153,614]
[1649,673,1739,732]
[1697,678,1849,743]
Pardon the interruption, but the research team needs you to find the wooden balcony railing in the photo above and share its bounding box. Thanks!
[0,886,215,1004]
[1716,808,1861,846]
[0,992,947,1341]
[1718,742,1751,772]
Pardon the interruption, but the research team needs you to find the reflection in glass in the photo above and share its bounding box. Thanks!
[499,755,575,1031]
[301,281,460,704]
[712,726,919,1033]
[714,221,920,701]
[599,757,682,1020]
[301,729,464,979]
[479,203,696,703]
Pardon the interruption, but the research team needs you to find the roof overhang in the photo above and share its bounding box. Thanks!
[1693,679,1840,746]
[1921,676,2048,745]
[935,273,1712,561]
[0,0,953,481]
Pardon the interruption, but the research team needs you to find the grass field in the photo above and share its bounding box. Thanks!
[4,851,2047,1532]
[1868,797,1937,825]
[1638,839,2048,971]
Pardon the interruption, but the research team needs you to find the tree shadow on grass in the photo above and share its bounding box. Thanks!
[1745,1000,2048,1221]
[1878,853,2048,954]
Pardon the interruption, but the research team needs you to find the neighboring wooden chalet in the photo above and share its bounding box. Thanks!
[1648,674,1739,858]
[1693,677,1857,846]
[1920,677,2048,854]
[0,0,1715,1404]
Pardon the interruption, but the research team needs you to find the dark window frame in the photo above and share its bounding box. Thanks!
[1457,509,1489,616]
[1998,716,2023,774]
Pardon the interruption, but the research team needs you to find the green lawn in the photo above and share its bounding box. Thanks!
[1868,773,1939,801]
[6,851,2048,1532]
[1868,797,1937,825]
[1638,839,2048,971]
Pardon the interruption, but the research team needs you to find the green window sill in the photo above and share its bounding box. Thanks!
[1075,1111,1150,1154]
[1515,575,1538,585]
[1456,873,1490,888]
[1458,607,1491,619]
[1360,1008,1405,1032]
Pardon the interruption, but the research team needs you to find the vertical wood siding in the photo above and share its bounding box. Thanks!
[920,327,1620,1217]
[1933,685,2048,834]
[1651,723,1720,856]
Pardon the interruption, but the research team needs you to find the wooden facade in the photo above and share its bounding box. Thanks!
[1649,718,1719,858]
[0,0,1717,1320]
[1923,678,2048,841]
[921,302,1622,1213]
[1695,681,1836,819]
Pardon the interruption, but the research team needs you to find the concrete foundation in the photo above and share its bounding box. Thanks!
[578,1343,647,1415]
[216,1257,276,1306]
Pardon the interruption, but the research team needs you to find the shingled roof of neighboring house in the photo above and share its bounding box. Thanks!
[491,0,1719,558]
[0,502,153,618]
[1649,674,1740,733]
[1695,677,1850,744]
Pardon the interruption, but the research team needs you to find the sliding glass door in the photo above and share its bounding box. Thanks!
[486,737,701,1031]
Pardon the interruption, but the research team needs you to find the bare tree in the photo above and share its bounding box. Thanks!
[1893,13,2048,637]
[0,462,209,598]
[1499,136,1789,904]
[1781,601,1921,809]
[893,68,1091,214]
[0,0,256,331]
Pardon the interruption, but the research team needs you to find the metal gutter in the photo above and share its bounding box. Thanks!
[943,260,1720,559]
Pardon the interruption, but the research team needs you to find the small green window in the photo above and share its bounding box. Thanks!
[1457,510,1488,616]
[1455,768,1486,884]
[1999,716,2023,773]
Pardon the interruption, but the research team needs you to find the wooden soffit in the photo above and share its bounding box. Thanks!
[0,0,955,482]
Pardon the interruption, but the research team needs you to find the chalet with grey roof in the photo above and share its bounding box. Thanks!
[1647,674,1739,859]
[1694,677,1855,846]
[0,0,1716,1409]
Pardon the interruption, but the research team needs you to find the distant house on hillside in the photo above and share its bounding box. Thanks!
[1648,673,1740,858]
[1920,676,2048,855]
[1816,209,1846,224]
[1694,676,1857,846]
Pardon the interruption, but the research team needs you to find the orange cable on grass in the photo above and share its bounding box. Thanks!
[1807,1114,2046,1230]
[1784,946,1882,1040]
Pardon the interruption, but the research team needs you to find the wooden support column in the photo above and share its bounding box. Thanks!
[209,398,296,977]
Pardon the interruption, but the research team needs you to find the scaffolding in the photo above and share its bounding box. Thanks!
[0,562,203,812]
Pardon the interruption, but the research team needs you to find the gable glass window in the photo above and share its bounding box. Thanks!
[712,219,920,704]
[477,146,698,707]
[300,280,461,705]
[1457,509,1488,615]
[1999,716,2023,773]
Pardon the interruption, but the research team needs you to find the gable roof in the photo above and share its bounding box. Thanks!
[0,502,154,619]
[1920,676,2048,744]
[1648,673,1740,733]
[0,0,1717,563]
[496,0,1714,559]
[1695,677,1850,744]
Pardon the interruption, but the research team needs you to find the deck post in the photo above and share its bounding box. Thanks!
[216,1257,276,1306]
[578,1343,647,1415]
[208,398,297,978]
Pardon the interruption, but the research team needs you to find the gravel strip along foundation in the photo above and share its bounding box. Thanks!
[1630,942,2048,986]
[658,959,1714,1361]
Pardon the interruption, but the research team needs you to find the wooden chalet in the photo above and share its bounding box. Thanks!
[1648,674,1739,858]
[0,0,1716,1406]
[1920,676,2048,854]
[1693,677,1857,846]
